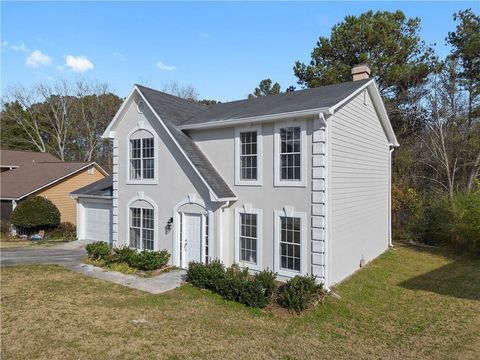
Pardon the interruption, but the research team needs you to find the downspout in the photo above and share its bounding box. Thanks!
[218,201,230,263]
[388,146,394,247]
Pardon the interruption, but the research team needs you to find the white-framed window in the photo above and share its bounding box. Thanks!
[235,126,263,186]
[274,120,307,187]
[234,206,262,271]
[127,128,157,184]
[129,206,155,251]
[274,208,307,277]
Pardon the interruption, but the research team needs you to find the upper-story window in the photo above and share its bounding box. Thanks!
[129,129,155,182]
[235,126,263,186]
[240,131,257,180]
[280,127,301,180]
[274,120,306,187]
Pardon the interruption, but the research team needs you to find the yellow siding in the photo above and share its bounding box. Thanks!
[36,166,106,225]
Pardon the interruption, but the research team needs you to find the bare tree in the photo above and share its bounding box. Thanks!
[72,80,121,162]
[161,81,199,101]
[421,59,480,198]
[1,86,48,153]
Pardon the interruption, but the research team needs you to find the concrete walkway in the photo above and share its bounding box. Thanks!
[64,263,186,294]
[1,240,186,294]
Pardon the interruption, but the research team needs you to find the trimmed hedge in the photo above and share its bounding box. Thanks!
[10,196,60,230]
[85,242,171,271]
[186,262,275,309]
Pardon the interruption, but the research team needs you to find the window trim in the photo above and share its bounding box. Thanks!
[126,122,158,185]
[234,205,262,271]
[274,120,307,187]
[126,193,158,251]
[273,208,307,277]
[234,125,263,186]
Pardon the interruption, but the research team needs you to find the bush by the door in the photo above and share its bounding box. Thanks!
[85,242,171,271]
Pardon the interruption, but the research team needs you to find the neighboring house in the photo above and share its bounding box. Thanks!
[101,64,399,287]
[0,149,107,225]
[70,176,113,243]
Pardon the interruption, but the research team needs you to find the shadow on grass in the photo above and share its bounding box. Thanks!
[399,247,480,301]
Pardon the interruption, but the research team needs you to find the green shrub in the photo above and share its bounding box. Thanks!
[392,184,424,241]
[450,192,480,255]
[85,241,111,261]
[46,222,76,240]
[131,249,170,271]
[216,264,248,301]
[1,219,11,235]
[239,279,268,308]
[282,275,323,313]
[254,269,277,299]
[424,192,480,255]
[186,260,225,290]
[424,197,453,245]
[113,246,138,264]
[10,196,60,230]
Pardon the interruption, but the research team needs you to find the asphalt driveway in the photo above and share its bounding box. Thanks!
[0,246,86,266]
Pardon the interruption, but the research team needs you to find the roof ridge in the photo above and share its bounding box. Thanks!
[135,84,208,108]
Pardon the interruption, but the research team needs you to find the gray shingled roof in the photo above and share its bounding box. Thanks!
[180,79,371,126]
[71,176,113,197]
[137,86,236,199]
[135,79,371,200]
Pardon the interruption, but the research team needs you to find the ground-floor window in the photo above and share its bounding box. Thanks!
[234,206,262,271]
[129,207,154,250]
[280,216,301,271]
[274,209,306,277]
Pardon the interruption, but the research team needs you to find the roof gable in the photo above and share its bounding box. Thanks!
[0,162,107,200]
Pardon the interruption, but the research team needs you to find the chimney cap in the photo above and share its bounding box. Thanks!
[351,63,371,81]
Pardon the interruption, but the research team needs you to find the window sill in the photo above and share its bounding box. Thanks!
[126,180,158,185]
[239,262,262,272]
[277,268,303,278]
[235,180,263,187]
[273,180,307,187]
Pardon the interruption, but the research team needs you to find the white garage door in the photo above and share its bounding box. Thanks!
[82,200,112,243]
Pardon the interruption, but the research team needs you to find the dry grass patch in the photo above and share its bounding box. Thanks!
[1,244,479,359]
[0,236,71,249]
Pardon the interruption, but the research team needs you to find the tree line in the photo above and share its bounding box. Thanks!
[1,9,478,249]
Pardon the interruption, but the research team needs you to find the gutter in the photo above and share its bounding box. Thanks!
[70,194,113,200]
[177,107,331,130]
[217,200,231,263]
[388,146,395,247]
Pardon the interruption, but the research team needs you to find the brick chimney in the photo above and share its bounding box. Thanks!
[351,63,371,81]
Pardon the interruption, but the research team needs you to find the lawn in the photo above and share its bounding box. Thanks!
[1,244,479,359]
[0,236,71,249]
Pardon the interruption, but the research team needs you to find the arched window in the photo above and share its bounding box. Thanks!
[129,199,155,250]
[129,129,155,181]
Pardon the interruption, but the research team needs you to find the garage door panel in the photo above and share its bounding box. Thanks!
[82,200,112,243]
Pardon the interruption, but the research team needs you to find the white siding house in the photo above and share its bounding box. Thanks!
[98,65,399,288]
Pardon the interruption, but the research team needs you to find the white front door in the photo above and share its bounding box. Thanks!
[184,213,203,265]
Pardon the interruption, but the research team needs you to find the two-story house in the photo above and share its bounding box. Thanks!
[100,64,399,287]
